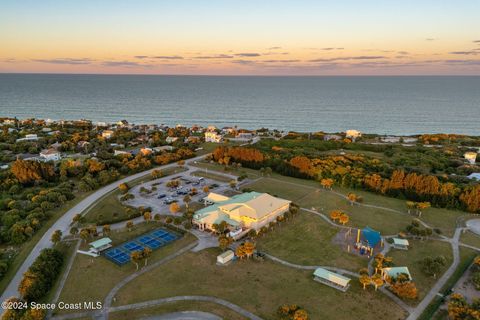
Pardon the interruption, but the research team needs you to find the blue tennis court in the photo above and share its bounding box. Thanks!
[103,228,180,266]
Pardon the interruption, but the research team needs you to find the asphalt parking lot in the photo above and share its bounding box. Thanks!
[123,170,231,215]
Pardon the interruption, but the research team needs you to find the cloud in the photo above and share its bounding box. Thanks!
[397,51,409,55]
[449,51,479,55]
[309,55,386,62]
[134,55,149,59]
[473,40,480,43]
[194,54,234,59]
[234,53,261,57]
[231,59,257,65]
[152,55,184,60]
[425,38,436,41]
[263,59,301,63]
[32,58,93,65]
[102,60,150,67]
[267,46,282,50]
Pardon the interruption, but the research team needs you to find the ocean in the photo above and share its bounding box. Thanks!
[0,74,479,135]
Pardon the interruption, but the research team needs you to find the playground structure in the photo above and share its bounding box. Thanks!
[340,226,383,258]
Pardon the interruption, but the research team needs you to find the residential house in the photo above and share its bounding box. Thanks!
[101,130,114,139]
[166,136,179,144]
[40,148,61,162]
[465,152,477,164]
[205,131,223,143]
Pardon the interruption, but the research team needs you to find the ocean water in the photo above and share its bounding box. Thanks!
[0,74,479,135]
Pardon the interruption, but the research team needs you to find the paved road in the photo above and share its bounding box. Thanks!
[141,311,221,320]
[0,154,207,303]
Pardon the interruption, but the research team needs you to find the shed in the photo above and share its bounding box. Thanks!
[89,237,112,253]
[217,250,234,265]
[313,268,351,292]
[392,238,409,250]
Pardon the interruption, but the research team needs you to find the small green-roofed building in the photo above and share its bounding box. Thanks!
[313,267,351,292]
[382,266,412,282]
[89,237,112,253]
[392,238,409,250]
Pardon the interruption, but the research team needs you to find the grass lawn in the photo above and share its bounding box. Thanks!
[191,170,234,183]
[256,211,367,272]
[460,230,480,249]
[388,239,453,303]
[110,301,248,320]
[113,248,407,320]
[197,161,465,236]
[55,225,195,315]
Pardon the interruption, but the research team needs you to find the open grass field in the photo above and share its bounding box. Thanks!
[191,170,234,183]
[113,248,407,320]
[388,240,453,303]
[195,161,467,236]
[256,211,367,272]
[110,301,248,320]
[461,230,480,249]
[55,225,195,315]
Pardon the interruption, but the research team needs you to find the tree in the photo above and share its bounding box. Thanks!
[50,230,62,245]
[154,213,162,222]
[420,255,447,278]
[11,159,56,185]
[329,210,342,221]
[320,178,334,190]
[79,229,90,243]
[338,213,349,225]
[151,169,163,179]
[143,211,152,223]
[390,274,418,299]
[72,213,83,224]
[229,180,237,189]
[235,245,246,259]
[203,185,210,193]
[218,235,232,251]
[406,201,416,214]
[347,193,361,205]
[118,182,130,194]
[131,251,143,270]
[142,248,152,266]
[69,227,79,237]
[102,224,111,235]
[371,274,384,291]
[169,202,180,214]
[416,202,431,217]
[126,220,134,231]
[243,242,255,258]
[183,195,191,208]
[293,309,308,320]
[359,274,371,290]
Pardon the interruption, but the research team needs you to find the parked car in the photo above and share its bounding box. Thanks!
[157,194,166,199]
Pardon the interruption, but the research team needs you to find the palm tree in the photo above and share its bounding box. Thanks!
[131,251,143,270]
[143,211,152,223]
[50,230,62,245]
[70,227,79,237]
[142,248,152,266]
[154,213,162,222]
[359,274,371,290]
[235,245,247,260]
[330,210,342,221]
[126,220,134,231]
[102,224,111,235]
[203,185,210,193]
[371,274,384,291]
[183,195,191,209]
[338,213,349,225]
[80,229,90,243]
[243,242,255,258]
[406,201,416,214]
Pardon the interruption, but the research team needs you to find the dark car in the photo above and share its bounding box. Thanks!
[157,194,166,199]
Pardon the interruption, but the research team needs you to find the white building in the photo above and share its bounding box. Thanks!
[346,130,362,140]
[16,134,39,142]
[465,152,477,164]
[101,130,114,139]
[40,148,61,162]
[217,250,234,265]
[205,131,223,143]
[166,136,179,144]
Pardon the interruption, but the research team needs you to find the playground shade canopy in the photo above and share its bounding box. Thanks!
[89,237,112,252]
[362,227,381,247]
[392,238,409,247]
[383,267,412,281]
[313,268,351,291]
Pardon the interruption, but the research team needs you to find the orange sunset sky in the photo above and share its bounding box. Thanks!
[1,0,479,75]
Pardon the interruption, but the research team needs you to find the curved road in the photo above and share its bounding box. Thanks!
[0,154,207,303]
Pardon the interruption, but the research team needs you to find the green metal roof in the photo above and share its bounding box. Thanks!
[90,237,112,249]
[313,268,351,287]
[384,267,412,280]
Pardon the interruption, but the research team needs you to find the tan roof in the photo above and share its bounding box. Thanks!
[204,192,230,203]
[220,193,290,220]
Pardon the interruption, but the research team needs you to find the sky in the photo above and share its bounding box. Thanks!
[1,0,479,75]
